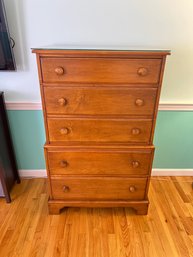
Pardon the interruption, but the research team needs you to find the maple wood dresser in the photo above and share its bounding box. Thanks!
[32,47,170,214]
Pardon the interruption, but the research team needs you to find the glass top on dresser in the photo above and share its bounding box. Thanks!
[32,45,170,53]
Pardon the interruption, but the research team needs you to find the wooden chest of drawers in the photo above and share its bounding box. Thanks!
[33,48,170,214]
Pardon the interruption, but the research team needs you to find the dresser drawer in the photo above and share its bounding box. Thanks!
[41,58,162,84]
[44,87,157,116]
[50,177,147,200]
[47,118,152,144]
[46,147,154,176]
[47,148,154,176]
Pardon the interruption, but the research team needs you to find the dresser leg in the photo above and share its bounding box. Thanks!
[134,203,149,215]
[48,204,61,215]
[48,201,68,215]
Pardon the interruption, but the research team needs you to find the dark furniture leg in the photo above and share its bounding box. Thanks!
[0,92,20,203]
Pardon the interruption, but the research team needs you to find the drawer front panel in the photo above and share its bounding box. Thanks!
[44,87,157,116]
[41,58,162,84]
[47,118,152,144]
[47,149,153,176]
[51,177,147,200]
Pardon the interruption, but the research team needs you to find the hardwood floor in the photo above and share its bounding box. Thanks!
[0,177,193,257]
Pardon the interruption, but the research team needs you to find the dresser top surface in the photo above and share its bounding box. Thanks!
[32,45,170,56]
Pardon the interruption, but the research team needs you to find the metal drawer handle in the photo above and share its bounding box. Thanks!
[129,186,136,193]
[55,66,64,75]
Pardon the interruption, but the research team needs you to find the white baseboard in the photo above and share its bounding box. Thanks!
[19,169,47,178]
[0,180,4,196]
[18,169,193,178]
[152,169,193,176]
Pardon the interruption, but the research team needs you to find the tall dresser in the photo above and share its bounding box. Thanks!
[32,48,170,214]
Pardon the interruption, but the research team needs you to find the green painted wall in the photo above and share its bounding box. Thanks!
[154,111,193,168]
[7,111,45,169]
[7,110,193,170]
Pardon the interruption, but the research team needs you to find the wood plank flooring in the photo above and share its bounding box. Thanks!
[0,177,193,257]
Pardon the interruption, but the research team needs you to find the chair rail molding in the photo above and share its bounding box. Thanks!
[5,102,193,111]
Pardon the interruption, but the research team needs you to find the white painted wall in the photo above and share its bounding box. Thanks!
[1,0,193,103]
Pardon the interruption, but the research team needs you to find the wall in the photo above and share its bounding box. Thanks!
[7,110,193,170]
[1,0,193,103]
[1,0,193,172]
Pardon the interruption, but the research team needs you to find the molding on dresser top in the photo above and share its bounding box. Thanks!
[5,102,193,111]
[19,169,193,178]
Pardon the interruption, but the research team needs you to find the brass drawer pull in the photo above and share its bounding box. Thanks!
[63,185,70,192]
[137,67,148,76]
[55,67,64,75]
[135,99,144,106]
[131,128,141,135]
[60,160,68,168]
[129,186,136,193]
[58,98,67,106]
[60,127,70,135]
[132,161,140,168]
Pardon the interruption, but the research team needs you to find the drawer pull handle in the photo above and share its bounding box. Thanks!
[63,185,70,192]
[60,127,70,135]
[137,67,148,76]
[60,160,68,167]
[129,186,136,193]
[55,67,64,75]
[132,161,140,168]
[135,99,144,106]
[58,98,67,106]
[131,128,141,135]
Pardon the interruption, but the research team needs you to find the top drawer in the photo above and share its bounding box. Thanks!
[40,58,162,84]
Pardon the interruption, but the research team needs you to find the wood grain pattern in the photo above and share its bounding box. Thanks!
[47,117,153,144]
[0,177,192,257]
[149,56,166,143]
[33,49,169,215]
[50,176,148,200]
[40,57,162,84]
[46,147,154,176]
[44,86,157,116]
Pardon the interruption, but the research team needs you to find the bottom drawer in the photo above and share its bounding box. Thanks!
[50,177,148,201]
